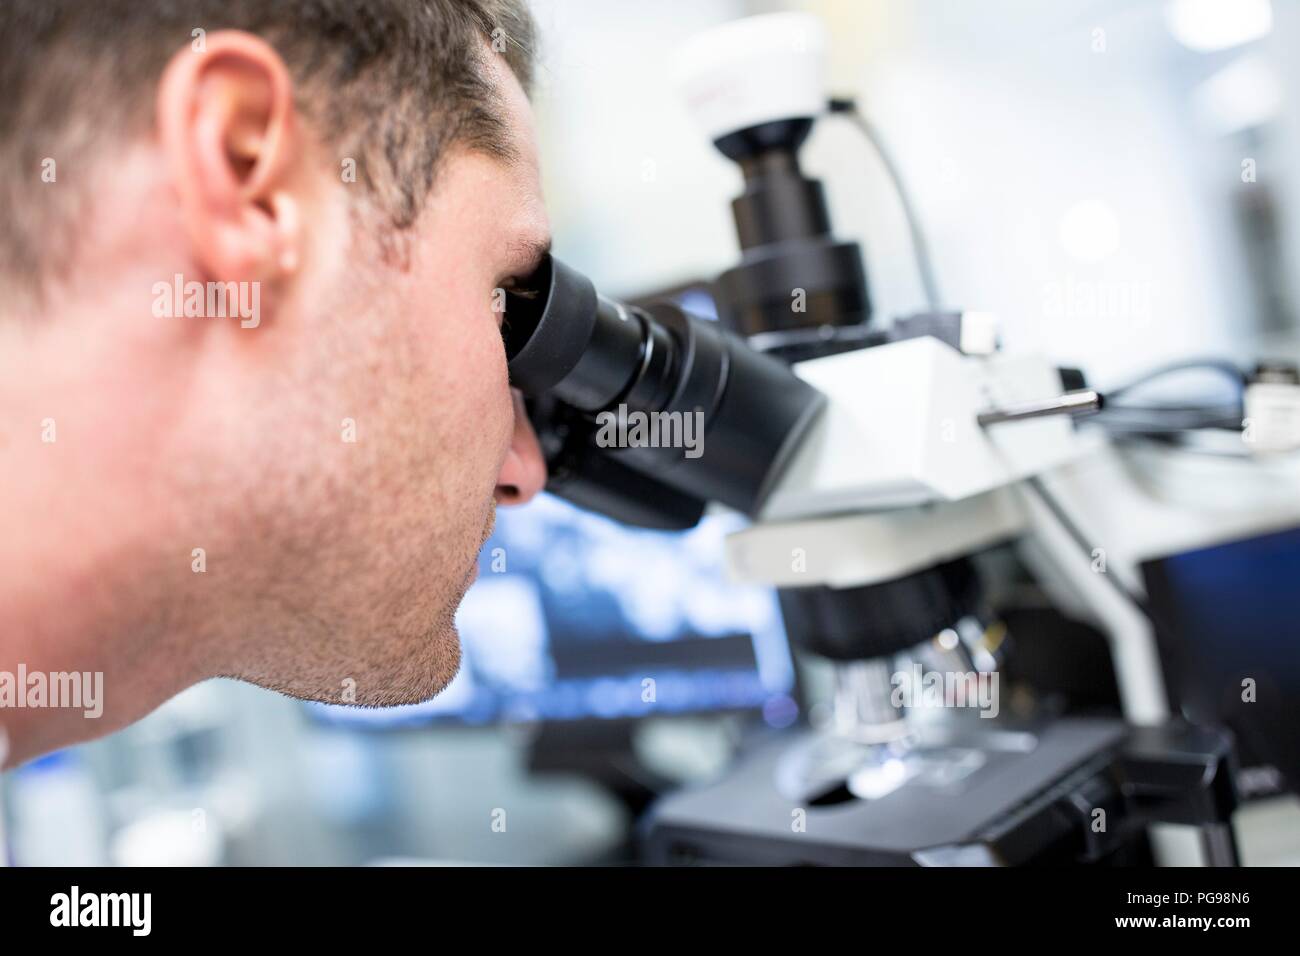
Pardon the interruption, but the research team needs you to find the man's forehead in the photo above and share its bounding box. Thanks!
[480,43,540,166]
[494,71,548,245]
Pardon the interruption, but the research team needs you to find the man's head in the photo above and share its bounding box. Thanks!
[0,0,549,765]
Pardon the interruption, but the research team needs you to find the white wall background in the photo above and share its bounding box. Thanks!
[529,0,1299,386]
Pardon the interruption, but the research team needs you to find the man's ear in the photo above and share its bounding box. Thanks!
[156,31,303,284]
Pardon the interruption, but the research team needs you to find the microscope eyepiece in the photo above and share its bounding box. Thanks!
[502,254,825,526]
[504,256,658,413]
[500,256,592,395]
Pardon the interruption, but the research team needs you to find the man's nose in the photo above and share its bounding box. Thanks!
[494,389,548,506]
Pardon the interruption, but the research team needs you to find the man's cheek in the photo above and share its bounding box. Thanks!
[463,327,514,461]
[492,382,516,467]
[424,310,505,405]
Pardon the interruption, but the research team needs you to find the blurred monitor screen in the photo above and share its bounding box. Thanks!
[1141,524,1300,794]
[309,494,797,729]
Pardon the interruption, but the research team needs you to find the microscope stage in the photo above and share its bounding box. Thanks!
[643,718,1129,866]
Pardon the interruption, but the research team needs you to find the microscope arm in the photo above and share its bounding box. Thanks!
[757,335,1090,522]
[726,334,1095,590]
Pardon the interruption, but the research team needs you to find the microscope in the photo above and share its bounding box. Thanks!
[502,13,1251,865]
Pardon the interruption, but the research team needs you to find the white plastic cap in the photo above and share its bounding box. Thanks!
[672,12,829,144]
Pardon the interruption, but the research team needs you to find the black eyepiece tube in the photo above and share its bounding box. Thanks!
[503,254,825,523]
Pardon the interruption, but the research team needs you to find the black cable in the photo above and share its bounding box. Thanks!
[1104,358,1247,403]
[829,97,943,311]
[1093,405,1242,433]
[1099,402,1240,415]
[1091,359,1247,439]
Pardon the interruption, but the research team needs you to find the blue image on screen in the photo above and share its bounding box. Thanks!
[1141,524,1300,789]
[310,493,798,729]
[1147,526,1300,688]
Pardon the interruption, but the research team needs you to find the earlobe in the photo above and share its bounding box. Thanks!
[155,31,302,285]
[270,192,301,275]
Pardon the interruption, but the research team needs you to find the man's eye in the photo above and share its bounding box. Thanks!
[502,276,541,299]
[497,278,540,336]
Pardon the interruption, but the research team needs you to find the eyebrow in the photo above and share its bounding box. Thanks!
[508,234,552,278]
